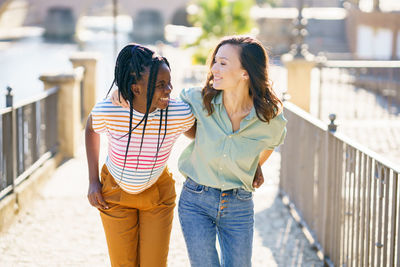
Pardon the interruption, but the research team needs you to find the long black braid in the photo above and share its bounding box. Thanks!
[106,43,170,185]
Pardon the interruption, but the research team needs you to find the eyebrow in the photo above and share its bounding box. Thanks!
[156,79,170,84]
[215,56,229,60]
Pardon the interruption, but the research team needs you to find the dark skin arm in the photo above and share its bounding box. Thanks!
[184,120,197,139]
[252,150,274,188]
[85,115,108,209]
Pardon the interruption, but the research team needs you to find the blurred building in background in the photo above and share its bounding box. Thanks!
[0,0,399,58]
[0,0,190,43]
[254,0,400,59]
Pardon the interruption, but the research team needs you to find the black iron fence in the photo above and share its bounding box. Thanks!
[281,101,400,267]
[0,86,60,200]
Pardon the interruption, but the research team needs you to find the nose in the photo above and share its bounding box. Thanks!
[165,83,172,93]
[211,63,218,74]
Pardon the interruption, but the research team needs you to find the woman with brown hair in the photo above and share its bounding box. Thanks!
[177,36,287,267]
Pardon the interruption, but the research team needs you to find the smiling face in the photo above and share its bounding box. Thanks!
[132,62,172,113]
[211,44,248,92]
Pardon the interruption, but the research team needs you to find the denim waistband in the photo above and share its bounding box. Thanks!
[186,177,247,195]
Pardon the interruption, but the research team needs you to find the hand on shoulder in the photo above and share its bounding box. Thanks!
[110,89,130,108]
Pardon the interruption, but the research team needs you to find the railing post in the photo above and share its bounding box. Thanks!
[5,86,13,108]
[281,55,316,113]
[39,67,84,158]
[69,52,100,123]
[328,114,337,132]
[5,86,17,193]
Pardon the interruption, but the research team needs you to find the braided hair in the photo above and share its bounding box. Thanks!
[106,44,170,185]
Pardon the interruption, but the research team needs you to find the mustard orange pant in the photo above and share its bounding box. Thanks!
[99,164,176,267]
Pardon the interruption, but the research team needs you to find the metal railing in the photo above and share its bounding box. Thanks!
[0,86,59,200]
[278,0,343,7]
[280,101,400,266]
[316,60,400,120]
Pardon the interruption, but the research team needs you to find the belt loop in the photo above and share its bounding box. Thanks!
[204,185,209,191]
[233,188,238,195]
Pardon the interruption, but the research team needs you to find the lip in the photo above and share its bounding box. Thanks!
[213,76,222,82]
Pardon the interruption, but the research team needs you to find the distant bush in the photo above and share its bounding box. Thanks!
[188,0,256,64]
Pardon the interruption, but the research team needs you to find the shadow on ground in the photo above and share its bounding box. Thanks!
[254,194,324,267]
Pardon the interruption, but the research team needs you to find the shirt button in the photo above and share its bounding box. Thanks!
[223,154,227,157]
[228,135,232,138]
[219,167,222,170]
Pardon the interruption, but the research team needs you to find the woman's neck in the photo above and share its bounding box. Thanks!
[223,87,253,115]
[131,98,156,114]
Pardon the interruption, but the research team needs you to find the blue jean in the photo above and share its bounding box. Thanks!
[178,178,254,267]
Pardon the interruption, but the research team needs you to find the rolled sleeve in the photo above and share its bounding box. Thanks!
[266,126,286,150]
[179,87,202,118]
[90,104,107,134]
[265,113,288,150]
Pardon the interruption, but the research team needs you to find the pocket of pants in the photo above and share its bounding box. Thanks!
[101,165,120,197]
[236,189,253,201]
[100,164,109,184]
[145,184,161,206]
[157,177,176,206]
[183,178,204,194]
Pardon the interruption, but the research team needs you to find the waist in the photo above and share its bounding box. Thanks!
[187,177,250,194]
[105,159,169,194]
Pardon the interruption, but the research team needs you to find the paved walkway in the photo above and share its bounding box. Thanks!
[0,132,323,267]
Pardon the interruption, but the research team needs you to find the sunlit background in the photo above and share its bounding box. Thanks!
[1,1,400,266]
[0,0,399,102]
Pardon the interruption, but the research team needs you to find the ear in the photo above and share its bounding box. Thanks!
[131,84,141,96]
[242,71,249,80]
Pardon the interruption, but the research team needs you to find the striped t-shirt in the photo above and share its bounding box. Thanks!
[91,98,195,194]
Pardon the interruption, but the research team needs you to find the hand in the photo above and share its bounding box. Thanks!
[110,89,130,108]
[252,164,264,188]
[87,179,109,209]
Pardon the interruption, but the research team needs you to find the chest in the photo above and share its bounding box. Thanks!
[226,112,250,132]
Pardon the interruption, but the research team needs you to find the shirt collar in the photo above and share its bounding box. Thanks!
[245,107,256,120]
[211,91,223,104]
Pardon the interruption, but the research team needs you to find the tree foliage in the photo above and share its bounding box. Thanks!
[189,0,255,40]
[187,0,256,64]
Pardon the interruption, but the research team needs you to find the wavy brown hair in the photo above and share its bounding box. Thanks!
[202,36,282,123]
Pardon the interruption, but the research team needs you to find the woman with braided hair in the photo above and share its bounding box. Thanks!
[85,43,194,267]
[111,36,285,266]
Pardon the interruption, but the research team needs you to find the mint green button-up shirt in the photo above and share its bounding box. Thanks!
[178,87,287,192]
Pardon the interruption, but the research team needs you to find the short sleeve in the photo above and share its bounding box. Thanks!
[269,127,286,149]
[179,87,194,104]
[179,87,202,118]
[178,101,196,133]
[265,113,287,150]
[90,101,107,134]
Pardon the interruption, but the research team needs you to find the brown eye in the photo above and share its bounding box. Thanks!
[156,82,166,89]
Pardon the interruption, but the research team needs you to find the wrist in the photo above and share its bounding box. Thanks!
[89,176,100,183]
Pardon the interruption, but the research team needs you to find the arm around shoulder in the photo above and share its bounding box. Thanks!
[183,120,197,139]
